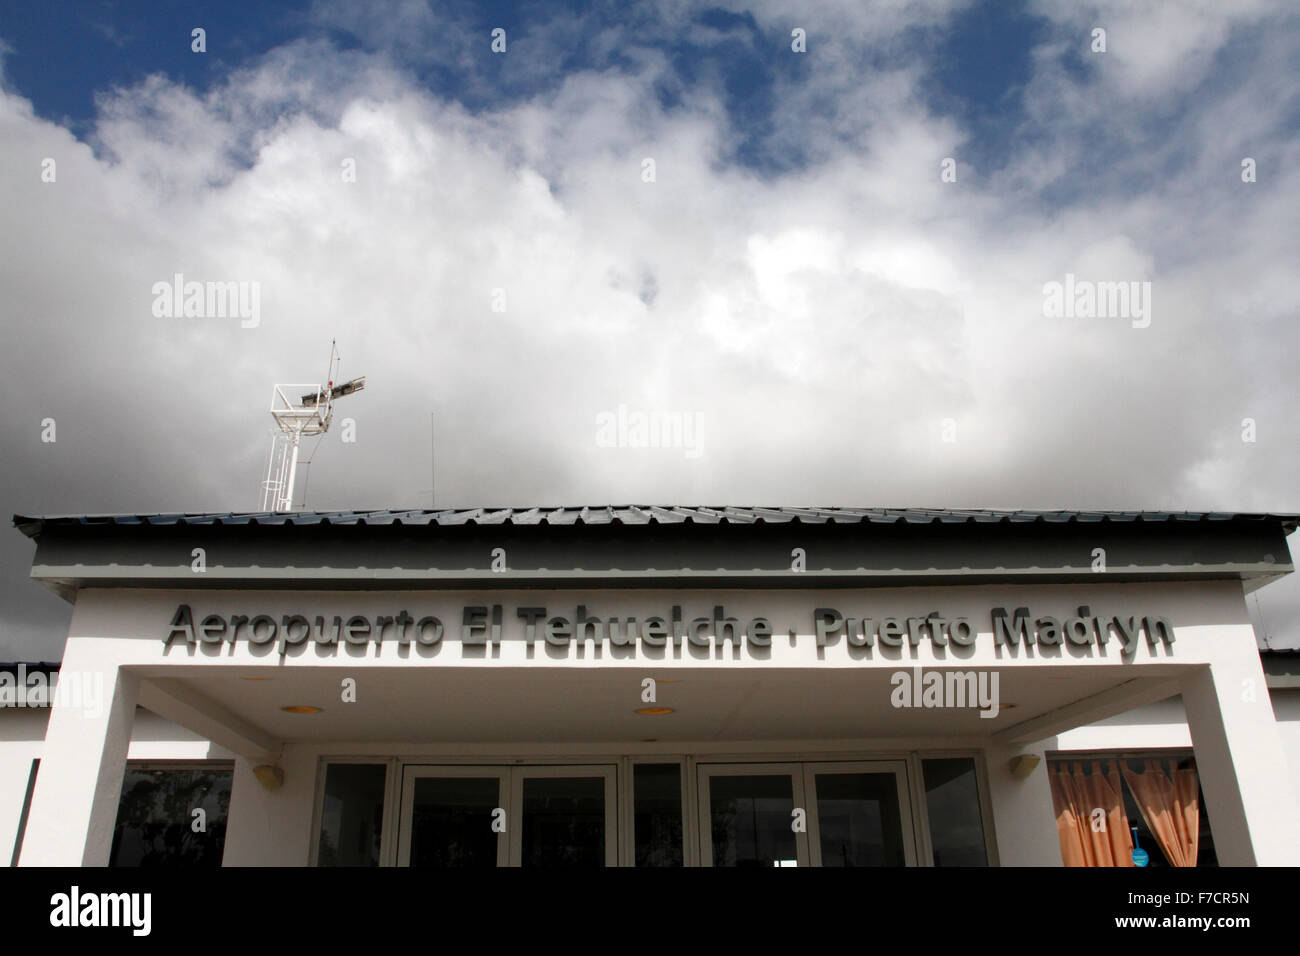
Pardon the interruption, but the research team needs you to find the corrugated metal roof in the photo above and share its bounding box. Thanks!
[12,507,1300,536]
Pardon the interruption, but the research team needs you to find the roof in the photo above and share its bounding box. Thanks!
[15,507,1300,536]
[15,506,1297,603]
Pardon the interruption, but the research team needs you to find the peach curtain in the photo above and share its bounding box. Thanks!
[1049,760,1134,867]
[1121,759,1199,867]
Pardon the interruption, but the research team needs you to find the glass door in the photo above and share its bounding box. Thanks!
[698,761,917,866]
[698,763,809,867]
[397,766,509,867]
[509,766,618,867]
[398,764,617,867]
[803,761,916,866]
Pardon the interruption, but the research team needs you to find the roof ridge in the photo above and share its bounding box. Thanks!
[13,506,1300,539]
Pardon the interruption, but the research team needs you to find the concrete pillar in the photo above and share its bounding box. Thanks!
[983,745,1062,865]
[18,655,138,866]
[1183,658,1300,865]
[221,746,318,865]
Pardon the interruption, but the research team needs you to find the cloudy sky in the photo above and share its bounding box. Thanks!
[1,0,1298,659]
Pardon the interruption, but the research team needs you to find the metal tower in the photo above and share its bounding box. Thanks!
[260,340,365,512]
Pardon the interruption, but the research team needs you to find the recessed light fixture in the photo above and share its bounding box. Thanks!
[635,707,674,716]
[281,705,323,714]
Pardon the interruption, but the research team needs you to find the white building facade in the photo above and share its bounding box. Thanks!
[5,507,1299,867]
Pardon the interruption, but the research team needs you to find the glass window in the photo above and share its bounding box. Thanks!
[408,776,502,867]
[708,774,798,867]
[110,764,233,867]
[922,757,989,866]
[10,759,39,866]
[317,763,387,866]
[1046,754,1217,867]
[633,763,683,867]
[813,771,906,867]
[519,776,607,867]
[1120,755,1216,868]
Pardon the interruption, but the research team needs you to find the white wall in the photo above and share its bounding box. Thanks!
[6,684,1299,865]
[1261,688,1300,813]
[1055,688,1300,815]
[8,577,1300,865]
[0,709,48,866]
[0,705,236,865]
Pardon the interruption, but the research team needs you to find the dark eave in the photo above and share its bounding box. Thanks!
[13,506,1300,535]
[12,507,1298,602]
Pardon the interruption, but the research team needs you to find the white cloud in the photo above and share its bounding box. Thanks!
[1,1,1299,653]
[1031,0,1276,99]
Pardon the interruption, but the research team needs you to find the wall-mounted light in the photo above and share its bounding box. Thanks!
[1008,754,1041,779]
[253,765,285,790]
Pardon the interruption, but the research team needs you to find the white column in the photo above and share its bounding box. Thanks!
[221,746,318,865]
[1183,657,1300,865]
[18,654,138,866]
[983,745,1062,865]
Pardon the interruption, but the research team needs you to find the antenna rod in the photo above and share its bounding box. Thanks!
[284,432,302,510]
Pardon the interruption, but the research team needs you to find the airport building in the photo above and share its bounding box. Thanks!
[4,507,1299,867]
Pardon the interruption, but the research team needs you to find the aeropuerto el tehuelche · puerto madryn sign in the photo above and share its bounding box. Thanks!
[163,603,1176,657]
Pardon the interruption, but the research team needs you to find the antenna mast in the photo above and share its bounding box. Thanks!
[260,339,366,512]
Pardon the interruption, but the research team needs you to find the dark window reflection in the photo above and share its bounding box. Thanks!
[634,763,683,867]
[110,765,232,867]
[922,758,988,866]
[709,774,797,867]
[409,776,501,868]
[520,776,607,867]
[815,772,905,866]
[317,763,386,867]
